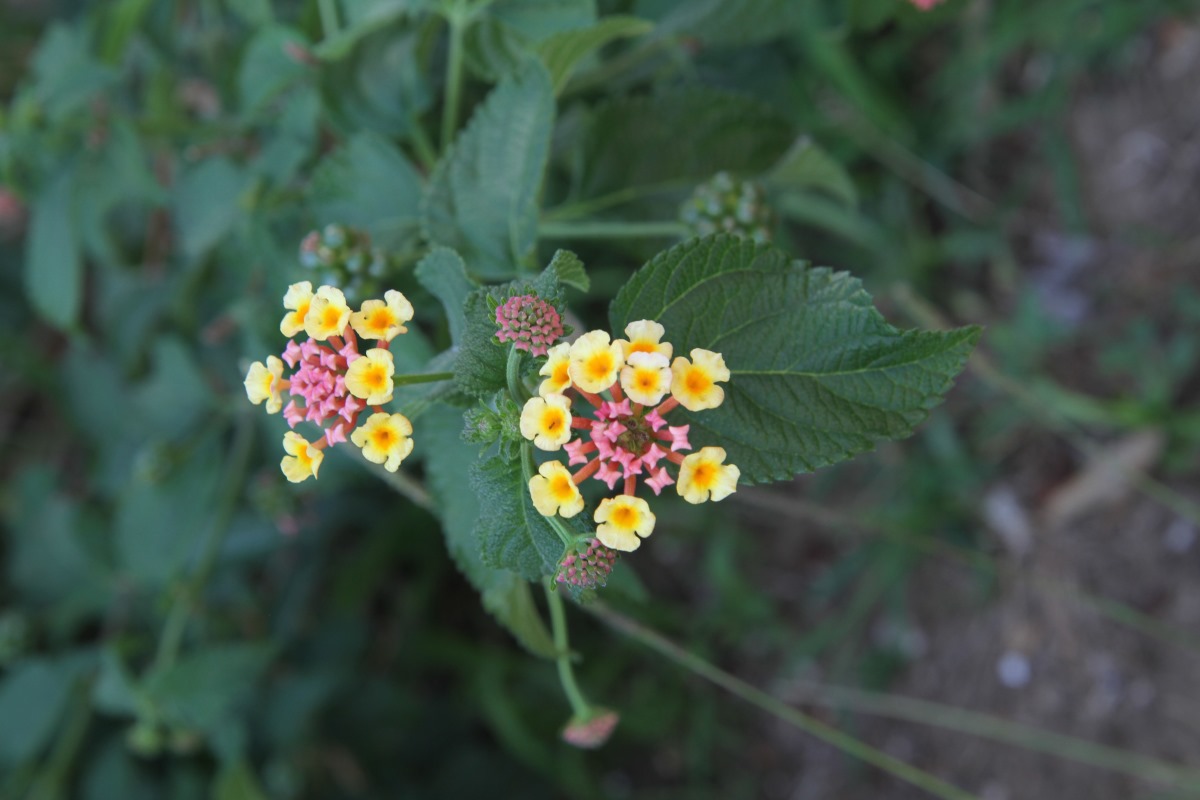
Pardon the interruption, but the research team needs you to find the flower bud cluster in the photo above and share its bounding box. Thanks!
[555,537,619,589]
[679,171,773,242]
[299,224,389,300]
[494,293,565,357]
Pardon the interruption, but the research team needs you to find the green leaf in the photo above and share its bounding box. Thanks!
[309,132,424,250]
[414,247,476,345]
[424,407,556,656]
[30,24,119,120]
[422,60,554,278]
[238,26,311,115]
[320,27,433,136]
[472,455,565,580]
[6,468,108,615]
[143,643,275,734]
[93,647,140,718]
[313,0,418,60]
[0,657,88,766]
[172,157,248,262]
[213,759,271,800]
[463,18,530,82]
[578,88,793,200]
[635,0,800,46]
[115,437,222,587]
[24,169,82,331]
[489,0,596,41]
[610,235,981,483]
[536,15,652,94]
[544,248,589,292]
[765,136,859,208]
[133,337,215,437]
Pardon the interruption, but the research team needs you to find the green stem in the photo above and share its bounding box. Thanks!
[595,603,1200,794]
[593,604,978,800]
[394,371,454,387]
[29,679,93,798]
[440,12,467,153]
[506,347,527,403]
[539,220,689,241]
[353,447,434,510]
[541,181,694,222]
[149,414,255,676]
[545,579,592,718]
[317,0,340,39]
[408,121,439,172]
[891,284,1200,531]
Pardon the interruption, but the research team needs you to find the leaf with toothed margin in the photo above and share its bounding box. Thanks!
[471,454,566,581]
[609,234,981,483]
[421,60,553,279]
[423,407,556,656]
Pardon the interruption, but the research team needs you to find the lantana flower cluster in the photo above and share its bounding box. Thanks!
[520,319,741,554]
[244,281,416,482]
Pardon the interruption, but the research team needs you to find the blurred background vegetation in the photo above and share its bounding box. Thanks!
[3,0,1200,798]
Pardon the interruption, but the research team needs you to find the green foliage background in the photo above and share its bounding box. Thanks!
[2,1,1199,798]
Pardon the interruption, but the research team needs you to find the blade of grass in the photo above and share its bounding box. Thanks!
[891,284,1200,532]
[592,604,1200,793]
[589,603,979,800]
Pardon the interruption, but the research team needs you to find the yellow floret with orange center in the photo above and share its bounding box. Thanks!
[585,352,614,381]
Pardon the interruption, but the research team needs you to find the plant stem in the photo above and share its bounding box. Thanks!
[594,603,1200,793]
[28,679,93,798]
[353,447,435,510]
[591,603,978,800]
[891,284,1200,531]
[539,220,689,241]
[317,0,340,40]
[541,181,693,222]
[545,578,592,718]
[506,347,526,403]
[409,121,439,172]
[149,413,255,676]
[440,11,466,153]
[394,371,454,386]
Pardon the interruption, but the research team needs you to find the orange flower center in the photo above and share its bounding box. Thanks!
[692,462,716,488]
[612,505,637,528]
[685,368,711,395]
[369,308,394,331]
[586,353,614,380]
[365,365,386,390]
[543,409,565,434]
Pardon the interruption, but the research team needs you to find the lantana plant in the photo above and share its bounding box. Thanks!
[246,235,979,748]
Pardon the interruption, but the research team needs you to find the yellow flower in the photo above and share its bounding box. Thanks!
[619,351,672,406]
[304,285,352,341]
[244,356,284,413]
[594,495,655,552]
[345,348,395,405]
[350,290,414,342]
[281,432,323,483]
[280,281,313,337]
[677,447,740,504]
[351,412,414,472]
[519,394,573,451]
[538,342,573,397]
[615,319,672,360]
[568,330,624,394]
[670,349,729,411]
[528,460,584,518]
